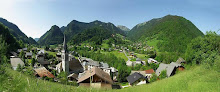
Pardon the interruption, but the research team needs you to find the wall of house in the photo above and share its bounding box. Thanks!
[79,83,112,89]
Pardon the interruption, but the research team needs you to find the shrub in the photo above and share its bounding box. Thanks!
[159,70,167,79]
[149,73,157,83]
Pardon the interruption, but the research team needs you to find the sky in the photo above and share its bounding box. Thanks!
[0,0,219,38]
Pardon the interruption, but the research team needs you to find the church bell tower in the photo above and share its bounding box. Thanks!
[62,35,69,74]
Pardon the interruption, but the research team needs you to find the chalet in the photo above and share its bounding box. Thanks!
[69,58,84,74]
[10,57,25,70]
[176,57,186,64]
[23,48,27,52]
[77,67,113,89]
[56,52,62,62]
[68,73,79,81]
[10,52,18,57]
[170,62,185,71]
[130,71,146,76]
[126,60,133,66]
[156,63,176,77]
[79,57,99,70]
[25,52,32,59]
[148,58,158,64]
[126,72,148,86]
[34,67,55,78]
[145,69,155,80]
[36,50,50,65]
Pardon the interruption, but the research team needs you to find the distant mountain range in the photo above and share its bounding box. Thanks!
[128,15,204,53]
[34,38,39,42]
[0,18,38,45]
[117,25,130,31]
[38,20,125,45]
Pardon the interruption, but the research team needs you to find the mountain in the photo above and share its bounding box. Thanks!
[0,23,20,53]
[128,15,204,53]
[0,18,37,45]
[34,38,39,42]
[37,25,64,45]
[60,26,66,32]
[63,20,125,41]
[117,25,130,31]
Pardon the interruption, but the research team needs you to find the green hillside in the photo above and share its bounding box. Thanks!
[0,23,20,54]
[0,18,38,45]
[37,25,64,45]
[128,15,204,53]
[115,66,220,92]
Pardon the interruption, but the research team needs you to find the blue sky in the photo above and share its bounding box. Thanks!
[0,0,219,38]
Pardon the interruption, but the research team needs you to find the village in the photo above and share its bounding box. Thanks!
[9,36,186,89]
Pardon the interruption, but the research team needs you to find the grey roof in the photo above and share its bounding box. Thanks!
[23,48,27,51]
[26,52,32,56]
[156,63,176,77]
[88,60,99,66]
[37,50,45,55]
[69,58,84,73]
[126,72,147,85]
[10,58,24,70]
[130,71,146,76]
[176,57,186,64]
[100,62,109,68]
[80,57,99,66]
[136,58,142,61]
[170,62,182,67]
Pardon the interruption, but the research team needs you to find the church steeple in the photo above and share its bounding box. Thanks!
[63,35,68,51]
[62,34,69,74]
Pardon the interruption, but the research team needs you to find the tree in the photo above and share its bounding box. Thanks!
[185,31,220,68]
[159,70,167,79]
[16,64,22,72]
[149,73,157,82]
[30,58,36,67]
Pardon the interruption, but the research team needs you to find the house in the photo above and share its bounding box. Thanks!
[176,57,186,64]
[77,67,113,89]
[10,52,18,57]
[130,71,146,76]
[36,50,50,65]
[145,69,155,80]
[23,48,27,52]
[56,52,62,62]
[56,62,62,73]
[156,63,176,77]
[34,67,55,78]
[25,52,32,59]
[68,73,79,81]
[79,57,100,70]
[69,58,84,74]
[170,62,185,71]
[56,58,84,74]
[126,60,133,66]
[126,72,148,86]
[133,58,146,66]
[10,57,25,70]
[148,58,158,64]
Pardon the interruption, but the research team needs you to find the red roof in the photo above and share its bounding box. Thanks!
[145,69,155,74]
[34,67,55,78]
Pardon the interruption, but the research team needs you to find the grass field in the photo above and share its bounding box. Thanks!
[101,51,128,61]
[1,65,219,92]
[112,66,220,92]
[0,66,103,92]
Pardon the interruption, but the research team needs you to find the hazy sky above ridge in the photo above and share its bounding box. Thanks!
[0,0,219,38]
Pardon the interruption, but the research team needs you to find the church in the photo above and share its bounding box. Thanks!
[56,35,84,75]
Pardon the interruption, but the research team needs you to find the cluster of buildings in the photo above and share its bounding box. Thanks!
[9,36,119,89]
[126,58,185,86]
